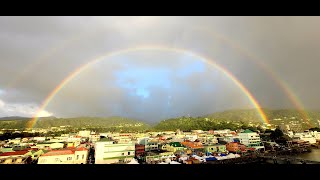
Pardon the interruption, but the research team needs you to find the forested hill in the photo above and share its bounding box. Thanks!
[0,109,319,131]
[154,109,320,131]
[206,109,320,123]
[0,116,150,130]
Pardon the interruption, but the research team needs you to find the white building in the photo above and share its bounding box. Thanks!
[183,134,198,142]
[95,140,135,164]
[38,147,88,164]
[213,129,231,135]
[89,134,100,143]
[78,130,91,138]
[33,137,46,142]
[293,132,317,144]
[238,130,264,150]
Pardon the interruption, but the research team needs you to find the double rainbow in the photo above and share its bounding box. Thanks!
[27,45,269,128]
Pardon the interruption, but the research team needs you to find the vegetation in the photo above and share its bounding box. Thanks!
[154,116,242,131]
[0,109,319,132]
[0,116,150,132]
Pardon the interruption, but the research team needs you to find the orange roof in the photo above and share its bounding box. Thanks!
[75,147,88,151]
[66,147,88,152]
[41,150,74,156]
[181,142,203,149]
[0,150,29,156]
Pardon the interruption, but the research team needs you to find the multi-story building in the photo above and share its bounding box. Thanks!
[166,142,186,153]
[95,140,135,164]
[204,144,226,154]
[292,132,317,144]
[89,134,100,143]
[78,130,91,138]
[238,130,264,150]
[135,144,145,157]
[37,147,88,164]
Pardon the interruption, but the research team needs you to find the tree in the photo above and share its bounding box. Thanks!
[270,128,284,140]
[309,127,320,132]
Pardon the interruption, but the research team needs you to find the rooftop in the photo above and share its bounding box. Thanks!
[0,150,29,156]
[41,150,74,156]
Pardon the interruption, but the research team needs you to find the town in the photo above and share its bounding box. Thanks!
[1,122,320,164]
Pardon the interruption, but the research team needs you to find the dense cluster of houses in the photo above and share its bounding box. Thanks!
[0,130,98,164]
[1,128,320,164]
[93,129,266,164]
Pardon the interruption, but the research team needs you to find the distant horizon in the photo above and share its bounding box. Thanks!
[1,107,320,122]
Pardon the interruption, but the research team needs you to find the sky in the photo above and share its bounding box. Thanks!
[1,16,320,122]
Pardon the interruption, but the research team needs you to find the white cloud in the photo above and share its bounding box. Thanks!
[0,99,5,108]
[0,98,53,117]
[35,110,53,117]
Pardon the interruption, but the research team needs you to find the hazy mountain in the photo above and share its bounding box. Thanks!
[0,116,31,120]
[0,109,319,131]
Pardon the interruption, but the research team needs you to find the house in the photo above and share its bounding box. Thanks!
[226,142,246,153]
[8,138,21,145]
[35,142,65,149]
[204,144,227,154]
[167,142,186,153]
[181,141,204,154]
[238,129,264,150]
[78,130,91,138]
[0,150,32,158]
[95,140,135,164]
[37,147,88,164]
[135,144,145,157]
[159,143,170,151]
[145,141,159,151]
[145,151,175,163]
[89,134,100,143]
[0,150,32,164]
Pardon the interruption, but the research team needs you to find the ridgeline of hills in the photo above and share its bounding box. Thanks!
[155,109,320,131]
[0,109,319,131]
[0,116,150,131]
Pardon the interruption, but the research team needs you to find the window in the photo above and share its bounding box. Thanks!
[128,152,130,155]
[77,155,79,160]
[122,153,125,156]
[82,154,84,159]
[55,158,60,162]
[67,157,72,161]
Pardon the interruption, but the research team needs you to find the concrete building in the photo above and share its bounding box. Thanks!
[95,140,135,164]
[238,130,264,150]
[37,147,88,164]
[78,130,91,138]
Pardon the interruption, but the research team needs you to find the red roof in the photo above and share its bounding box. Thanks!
[41,150,74,156]
[22,148,39,151]
[0,150,29,156]
[66,147,88,152]
[75,147,87,151]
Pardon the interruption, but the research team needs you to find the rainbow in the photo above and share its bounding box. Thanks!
[6,24,311,127]
[191,27,313,127]
[27,45,269,128]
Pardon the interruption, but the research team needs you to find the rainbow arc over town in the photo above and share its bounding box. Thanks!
[27,45,270,128]
[191,27,312,127]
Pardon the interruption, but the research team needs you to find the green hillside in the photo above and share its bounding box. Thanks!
[154,109,320,131]
[1,109,319,132]
[0,116,150,131]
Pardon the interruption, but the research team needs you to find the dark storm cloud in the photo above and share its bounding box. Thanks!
[1,16,320,120]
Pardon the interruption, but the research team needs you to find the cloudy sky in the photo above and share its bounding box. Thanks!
[1,16,320,122]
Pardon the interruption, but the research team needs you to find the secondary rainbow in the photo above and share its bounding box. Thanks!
[192,27,313,127]
[27,45,269,128]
